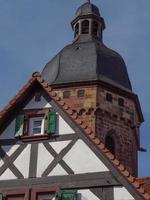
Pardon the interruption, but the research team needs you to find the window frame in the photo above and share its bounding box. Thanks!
[29,116,45,136]
[92,21,98,36]
[81,20,89,34]
[3,189,29,200]
[31,187,58,200]
[17,109,58,142]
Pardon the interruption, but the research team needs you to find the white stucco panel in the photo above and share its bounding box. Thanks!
[50,140,71,154]
[114,187,134,200]
[24,96,52,110]
[78,189,101,200]
[48,164,68,176]
[57,115,75,135]
[13,144,31,178]
[2,144,20,156]
[37,143,54,177]
[0,169,17,180]
[0,160,4,168]
[0,119,16,139]
[63,139,108,174]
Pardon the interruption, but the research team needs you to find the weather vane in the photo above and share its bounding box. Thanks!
[87,0,91,2]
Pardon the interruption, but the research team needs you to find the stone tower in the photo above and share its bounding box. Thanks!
[42,2,143,176]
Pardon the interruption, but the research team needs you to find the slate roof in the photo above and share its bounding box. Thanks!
[42,38,132,91]
[74,2,101,18]
[0,72,149,200]
[42,1,132,92]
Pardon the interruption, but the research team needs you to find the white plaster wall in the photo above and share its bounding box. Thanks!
[13,144,31,178]
[2,144,19,156]
[0,159,4,168]
[48,164,68,176]
[78,189,101,200]
[24,96,51,110]
[114,187,134,200]
[0,168,17,180]
[56,115,75,135]
[63,139,108,174]
[37,143,54,177]
[50,140,71,154]
[0,119,16,139]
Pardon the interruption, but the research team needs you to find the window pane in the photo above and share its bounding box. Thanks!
[34,120,42,127]
[7,196,24,200]
[33,127,42,134]
[33,120,42,134]
[37,194,54,200]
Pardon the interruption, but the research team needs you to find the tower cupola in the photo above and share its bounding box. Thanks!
[71,1,105,41]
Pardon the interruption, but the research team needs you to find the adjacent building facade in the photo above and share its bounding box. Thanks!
[0,1,149,200]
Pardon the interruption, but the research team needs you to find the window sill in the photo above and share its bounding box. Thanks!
[19,134,51,142]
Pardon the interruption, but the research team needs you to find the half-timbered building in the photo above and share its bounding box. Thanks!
[0,1,150,200]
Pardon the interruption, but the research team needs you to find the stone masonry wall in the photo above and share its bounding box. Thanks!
[54,85,139,176]
[54,86,97,132]
[96,86,139,176]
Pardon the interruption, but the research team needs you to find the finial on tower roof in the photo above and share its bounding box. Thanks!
[87,0,91,3]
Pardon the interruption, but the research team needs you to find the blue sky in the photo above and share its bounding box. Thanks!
[0,0,150,176]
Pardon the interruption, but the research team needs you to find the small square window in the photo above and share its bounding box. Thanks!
[77,90,85,98]
[118,98,124,107]
[63,91,70,99]
[106,93,112,102]
[29,117,44,135]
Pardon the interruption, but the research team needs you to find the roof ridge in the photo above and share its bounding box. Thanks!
[0,72,149,200]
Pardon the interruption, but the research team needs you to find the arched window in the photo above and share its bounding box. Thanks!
[92,21,98,36]
[105,135,115,155]
[74,23,79,38]
[81,20,89,34]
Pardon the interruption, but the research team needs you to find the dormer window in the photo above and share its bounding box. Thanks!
[15,110,57,140]
[81,20,89,34]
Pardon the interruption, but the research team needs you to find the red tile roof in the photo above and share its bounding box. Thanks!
[137,178,150,195]
[0,72,150,200]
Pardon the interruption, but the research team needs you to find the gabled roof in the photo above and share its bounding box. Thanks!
[0,72,149,200]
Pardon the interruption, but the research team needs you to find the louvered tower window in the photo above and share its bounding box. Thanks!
[81,20,89,34]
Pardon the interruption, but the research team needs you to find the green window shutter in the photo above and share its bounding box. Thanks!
[15,114,24,137]
[0,194,3,200]
[47,111,57,134]
[56,190,77,200]
[56,191,62,200]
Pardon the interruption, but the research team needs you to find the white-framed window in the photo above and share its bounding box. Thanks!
[29,117,45,136]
